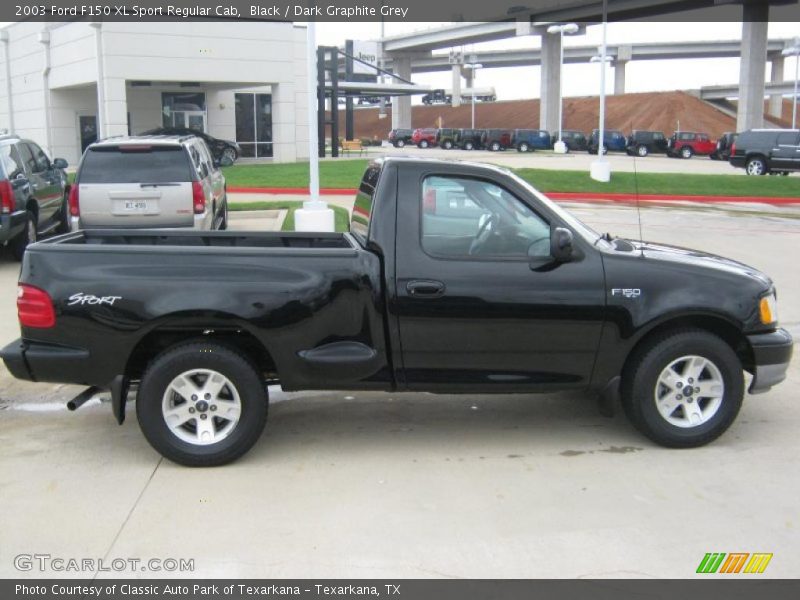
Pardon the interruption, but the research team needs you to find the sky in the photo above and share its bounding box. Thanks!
[316,21,800,103]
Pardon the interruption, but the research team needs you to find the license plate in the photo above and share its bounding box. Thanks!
[125,201,147,211]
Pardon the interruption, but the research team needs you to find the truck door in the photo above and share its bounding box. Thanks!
[394,167,606,391]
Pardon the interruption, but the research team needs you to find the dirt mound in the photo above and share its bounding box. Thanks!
[337,91,740,141]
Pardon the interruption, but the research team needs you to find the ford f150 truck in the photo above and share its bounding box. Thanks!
[1,158,792,466]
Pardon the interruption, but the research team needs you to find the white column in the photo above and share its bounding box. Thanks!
[768,56,785,119]
[737,11,769,131]
[0,30,14,133]
[540,33,561,133]
[271,82,298,163]
[391,56,412,129]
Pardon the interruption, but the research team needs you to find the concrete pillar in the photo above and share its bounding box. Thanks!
[451,64,461,107]
[391,56,412,130]
[613,61,626,95]
[768,55,785,119]
[271,82,297,163]
[99,77,128,138]
[737,3,769,132]
[540,32,561,133]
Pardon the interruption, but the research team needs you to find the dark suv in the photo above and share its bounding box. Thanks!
[710,132,738,161]
[729,129,799,176]
[481,129,514,151]
[626,130,668,157]
[436,128,459,149]
[456,129,484,150]
[0,135,69,260]
[588,129,627,154]
[512,129,552,152]
[141,127,240,165]
[554,130,588,152]
[388,128,414,148]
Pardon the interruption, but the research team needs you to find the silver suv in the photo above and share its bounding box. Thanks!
[69,135,227,231]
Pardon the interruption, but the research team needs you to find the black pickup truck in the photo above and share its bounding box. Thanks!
[1,158,792,466]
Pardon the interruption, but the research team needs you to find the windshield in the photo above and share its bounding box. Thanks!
[506,170,613,249]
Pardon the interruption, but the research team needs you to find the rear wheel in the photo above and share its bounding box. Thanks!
[220,146,237,166]
[442,140,453,150]
[418,140,429,149]
[217,197,228,230]
[490,142,501,152]
[137,342,268,466]
[395,139,405,148]
[745,156,767,176]
[680,146,694,159]
[637,145,649,157]
[518,142,530,153]
[56,192,70,234]
[464,141,474,151]
[11,210,37,261]
[621,329,743,448]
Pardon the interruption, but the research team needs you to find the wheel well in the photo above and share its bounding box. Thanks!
[623,315,755,380]
[125,327,277,383]
[745,152,767,164]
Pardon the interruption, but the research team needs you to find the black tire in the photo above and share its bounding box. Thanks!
[137,342,268,466]
[442,140,453,150]
[11,210,37,261]
[490,142,501,152]
[518,143,530,153]
[680,146,694,159]
[464,141,474,151]
[56,192,70,234]
[637,145,649,158]
[220,146,237,166]
[418,140,429,149]
[745,156,768,176]
[621,329,743,448]
[395,139,405,148]
[217,197,228,231]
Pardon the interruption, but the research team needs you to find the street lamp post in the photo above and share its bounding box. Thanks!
[782,38,800,129]
[546,23,579,154]
[590,53,613,182]
[465,63,483,129]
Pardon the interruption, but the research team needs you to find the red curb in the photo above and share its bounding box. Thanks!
[227,187,800,205]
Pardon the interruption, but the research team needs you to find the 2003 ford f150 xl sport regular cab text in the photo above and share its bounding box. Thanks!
[1,158,792,466]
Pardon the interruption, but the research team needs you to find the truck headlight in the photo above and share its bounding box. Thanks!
[759,292,778,325]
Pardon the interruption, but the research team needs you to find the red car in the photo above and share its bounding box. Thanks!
[411,128,438,148]
[667,131,717,159]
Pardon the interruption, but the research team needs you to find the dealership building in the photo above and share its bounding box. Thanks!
[0,20,310,165]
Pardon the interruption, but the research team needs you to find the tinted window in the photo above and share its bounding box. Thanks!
[27,143,50,173]
[421,175,550,259]
[17,143,36,174]
[1,144,25,179]
[776,133,800,145]
[79,146,193,184]
[351,163,381,241]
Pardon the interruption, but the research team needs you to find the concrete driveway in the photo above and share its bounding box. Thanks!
[0,202,798,579]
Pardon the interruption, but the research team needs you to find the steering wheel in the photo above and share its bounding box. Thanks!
[469,213,499,256]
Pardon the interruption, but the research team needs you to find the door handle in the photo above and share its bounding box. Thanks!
[406,280,445,298]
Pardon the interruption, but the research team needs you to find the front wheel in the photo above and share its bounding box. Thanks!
[137,342,268,466]
[418,140,429,149]
[490,142,501,152]
[395,139,405,148]
[518,143,530,153]
[680,146,694,159]
[621,330,743,448]
[464,141,474,151]
[442,140,453,150]
[637,145,649,157]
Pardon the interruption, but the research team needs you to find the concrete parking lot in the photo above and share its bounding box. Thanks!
[0,201,798,579]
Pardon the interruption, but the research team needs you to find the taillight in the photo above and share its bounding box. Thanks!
[17,284,56,329]
[730,142,736,156]
[0,179,13,214]
[192,181,205,214]
[68,184,79,216]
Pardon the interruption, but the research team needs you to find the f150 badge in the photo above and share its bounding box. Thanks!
[67,293,122,306]
[611,288,642,299]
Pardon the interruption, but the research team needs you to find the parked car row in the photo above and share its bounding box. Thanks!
[0,132,230,261]
[388,127,735,159]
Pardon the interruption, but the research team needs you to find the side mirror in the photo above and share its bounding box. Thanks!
[53,158,68,169]
[550,227,574,262]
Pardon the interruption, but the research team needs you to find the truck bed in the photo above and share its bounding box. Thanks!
[40,229,354,251]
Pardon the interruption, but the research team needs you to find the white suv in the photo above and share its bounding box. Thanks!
[69,135,227,231]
